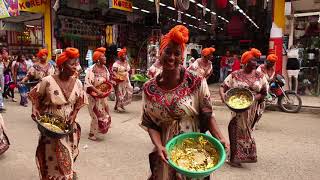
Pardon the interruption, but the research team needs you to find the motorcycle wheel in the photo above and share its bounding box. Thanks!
[278,91,302,113]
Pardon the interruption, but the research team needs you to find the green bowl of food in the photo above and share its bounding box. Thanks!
[165,132,226,179]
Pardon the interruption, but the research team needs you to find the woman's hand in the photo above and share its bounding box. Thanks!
[220,93,226,103]
[255,94,263,102]
[219,138,230,152]
[31,107,40,120]
[156,145,168,164]
[96,90,105,98]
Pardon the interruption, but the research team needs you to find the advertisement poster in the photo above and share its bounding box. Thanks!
[0,0,19,18]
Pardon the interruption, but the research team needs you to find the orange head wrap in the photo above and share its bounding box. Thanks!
[93,47,106,62]
[267,54,278,63]
[159,25,189,59]
[201,47,216,57]
[56,47,80,68]
[37,49,48,59]
[241,48,261,64]
[118,48,127,59]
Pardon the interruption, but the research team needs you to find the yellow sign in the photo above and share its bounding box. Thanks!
[18,0,46,14]
[110,0,133,12]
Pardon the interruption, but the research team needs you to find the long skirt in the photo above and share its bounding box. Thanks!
[17,83,28,105]
[36,122,81,180]
[228,101,262,163]
[0,116,9,155]
[88,96,111,136]
[115,80,133,107]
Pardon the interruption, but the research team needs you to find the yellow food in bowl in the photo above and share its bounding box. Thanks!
[170,136,219,172]
[38,114,67,132]
[227,93,252,109]
[41,123,64,133]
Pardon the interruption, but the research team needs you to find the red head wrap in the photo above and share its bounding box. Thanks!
[159,25,189,60]
[202,47,216,57]
[267,54,278,63]
[118,48,127,58]
[241,48,261,64]
[37,49,48,59]
[56,48,80,68]
[93,47,106,62]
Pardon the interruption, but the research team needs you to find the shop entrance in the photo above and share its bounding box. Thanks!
[0,11,44,56]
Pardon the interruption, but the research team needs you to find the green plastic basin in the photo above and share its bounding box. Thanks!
[165,132,226,179]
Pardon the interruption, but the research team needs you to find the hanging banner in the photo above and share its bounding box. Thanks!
[18,0,46,14]
[109,0,133,12]
[0,0,19,18]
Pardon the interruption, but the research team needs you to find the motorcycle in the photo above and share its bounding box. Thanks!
[266,74,302,113]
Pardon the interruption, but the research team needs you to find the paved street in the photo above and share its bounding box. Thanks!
[0,99,320,180]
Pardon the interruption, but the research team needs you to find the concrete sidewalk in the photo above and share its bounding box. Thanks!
[209,83,320,114]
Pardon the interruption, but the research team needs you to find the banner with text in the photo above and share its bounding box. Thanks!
[109,0,132,12]
[18,0,46,14]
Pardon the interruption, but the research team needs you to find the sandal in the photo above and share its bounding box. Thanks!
[88,134,98,141]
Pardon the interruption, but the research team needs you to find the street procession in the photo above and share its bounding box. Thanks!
[0,0,320,180]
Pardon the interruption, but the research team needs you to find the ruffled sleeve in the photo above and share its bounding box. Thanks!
[28,76,49,111]
[221,73,233,91]
[27,66,36,77]
[198,79,215,132]
[140,92,161,132]
[74,79,88,111]
[84,66,94,92]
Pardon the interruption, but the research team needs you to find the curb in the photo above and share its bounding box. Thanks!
[131,94,320,114]
[213,100,320,114]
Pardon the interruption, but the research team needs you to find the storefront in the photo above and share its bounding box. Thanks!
[293,15,319,96]
[53,0,134,68]
[0,0,52,58]
[287,1,320,96]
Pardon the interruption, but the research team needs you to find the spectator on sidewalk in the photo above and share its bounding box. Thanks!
[220,50,231,82]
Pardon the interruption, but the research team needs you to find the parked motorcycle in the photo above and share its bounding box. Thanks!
[265,74,302,113]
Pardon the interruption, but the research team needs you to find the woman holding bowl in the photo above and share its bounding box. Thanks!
[219,48,268,167]
[29,47,87,179]
[112,48,133,112]
[21,49,55,87]
[141,25,228,180]
[85,47,112,141]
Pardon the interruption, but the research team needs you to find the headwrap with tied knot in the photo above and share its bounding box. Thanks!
[266,54,278,63]
[118,48,127,58]
[56,48,80,68]
[159,25,189,59]
[241,48,262,64]
[37,49,48,59]
[93,47,106,62]
[201,47,215,57]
